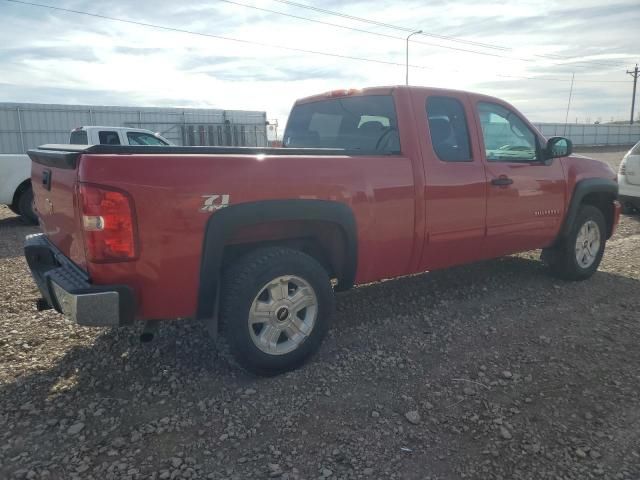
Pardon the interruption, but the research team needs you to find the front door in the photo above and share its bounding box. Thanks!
[472,100,565,258]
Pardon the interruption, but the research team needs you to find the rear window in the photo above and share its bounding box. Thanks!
[631,141,640,155]
[98,131,121,145]
[283,95,400,153]
[70,130,88,145]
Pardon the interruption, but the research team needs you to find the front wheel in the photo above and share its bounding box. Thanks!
[219,247,334,376]
[543,205,606,281]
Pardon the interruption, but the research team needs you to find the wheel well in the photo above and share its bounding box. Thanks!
[221,220,347,284]
[582,192,616,238]
[11,179,31,207]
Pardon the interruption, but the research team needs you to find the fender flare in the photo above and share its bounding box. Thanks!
[195,199,358,321]
[559,177,618,239]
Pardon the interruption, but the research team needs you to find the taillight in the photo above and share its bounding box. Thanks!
[78,183,138,262]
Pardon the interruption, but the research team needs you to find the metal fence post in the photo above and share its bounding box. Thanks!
[16,107,25,153]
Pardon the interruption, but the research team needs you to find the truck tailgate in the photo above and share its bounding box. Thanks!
[28,146,88,270]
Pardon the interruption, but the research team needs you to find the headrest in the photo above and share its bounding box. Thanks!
[429,117,452,143]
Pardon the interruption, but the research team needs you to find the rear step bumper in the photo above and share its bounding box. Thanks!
[24,233,135,326]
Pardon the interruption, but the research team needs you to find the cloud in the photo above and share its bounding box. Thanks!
[0,46,98,63]
[0,0,638,124]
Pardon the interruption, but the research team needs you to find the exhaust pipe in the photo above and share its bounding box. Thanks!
[140,320,160,343]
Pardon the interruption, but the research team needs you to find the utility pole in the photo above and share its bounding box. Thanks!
[406,30,422,86]
[563,72,575,136]
[628,64,639,125]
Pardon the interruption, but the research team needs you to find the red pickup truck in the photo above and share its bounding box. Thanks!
[25,86,619,375]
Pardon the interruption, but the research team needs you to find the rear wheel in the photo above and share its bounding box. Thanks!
[544,205,606,281]
[17,186,38,225]
[219,247,334,375]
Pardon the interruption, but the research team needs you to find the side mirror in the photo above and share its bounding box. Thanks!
[545,136,572,159]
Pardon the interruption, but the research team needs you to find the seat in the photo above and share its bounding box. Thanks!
[428,117,467,161]
[357,121,385,150]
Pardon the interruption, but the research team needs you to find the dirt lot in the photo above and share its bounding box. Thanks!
[1,147,640,480]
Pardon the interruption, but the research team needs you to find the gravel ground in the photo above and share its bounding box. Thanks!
[2,147,640,480]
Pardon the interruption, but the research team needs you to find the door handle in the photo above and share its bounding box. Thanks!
[491,176,513,186]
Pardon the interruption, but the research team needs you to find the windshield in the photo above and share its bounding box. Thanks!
[283,95,400,153]
[127,132,169,146]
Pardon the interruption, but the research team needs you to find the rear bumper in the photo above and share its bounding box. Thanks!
[24,233,135,326]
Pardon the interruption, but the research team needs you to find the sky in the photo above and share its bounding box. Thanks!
[0,0,639,126]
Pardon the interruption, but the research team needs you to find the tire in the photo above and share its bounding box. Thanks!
[544,205,606,281]
[17,186,38,225]
[219,247,334,376]
[621,201,638,215]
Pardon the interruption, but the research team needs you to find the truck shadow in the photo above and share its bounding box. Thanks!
[0,215,37,231]
[2,253,638,392]
[1,254,640,476]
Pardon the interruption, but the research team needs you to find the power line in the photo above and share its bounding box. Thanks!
[217,0,531,62]
[224,0,637,71]
[270,0,510,51]
[269,0,636,69]
[532,53,631,69]
[3,0,436,69]
[2,0,631,85]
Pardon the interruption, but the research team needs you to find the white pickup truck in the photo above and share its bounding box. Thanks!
[0,126,170,223]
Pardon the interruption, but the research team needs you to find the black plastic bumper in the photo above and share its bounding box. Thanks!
[24,233,135,326]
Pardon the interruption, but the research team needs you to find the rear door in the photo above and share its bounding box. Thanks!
[411,89,488,270]
[471,98,565,257]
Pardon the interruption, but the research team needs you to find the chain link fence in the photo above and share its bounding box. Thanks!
[0,103,268,154]
[534,123,640,146]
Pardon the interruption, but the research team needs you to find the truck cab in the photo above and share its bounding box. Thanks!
[69,126,171,146]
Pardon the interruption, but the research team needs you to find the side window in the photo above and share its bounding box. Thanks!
[98,131,121,145]
[426,96,472,162]
[477,102,538,162]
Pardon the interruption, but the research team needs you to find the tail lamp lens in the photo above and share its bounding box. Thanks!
[78,183,138,262]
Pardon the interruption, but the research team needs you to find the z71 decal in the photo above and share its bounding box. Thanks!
[200,194,230,212]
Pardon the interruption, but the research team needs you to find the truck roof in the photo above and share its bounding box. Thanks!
[294,85,487,105]
[74,126,158,133]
